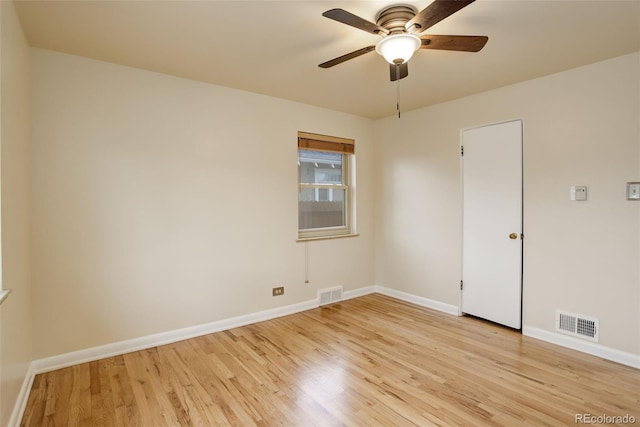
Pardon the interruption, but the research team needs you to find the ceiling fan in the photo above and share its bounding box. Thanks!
[319,0,488,81]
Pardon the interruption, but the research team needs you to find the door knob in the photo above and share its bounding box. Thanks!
[509,233,518,240]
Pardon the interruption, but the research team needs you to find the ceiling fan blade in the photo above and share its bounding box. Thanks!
[420,35,488,52]
[407,0,475,33]
[322,9,389,36]
[390,63,409,81]
[318,46,376,68]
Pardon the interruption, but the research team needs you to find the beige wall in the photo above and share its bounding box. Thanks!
[28,49,640,362]
[0,1,32,425]
[30,48,375,359]
[374,53,640,355]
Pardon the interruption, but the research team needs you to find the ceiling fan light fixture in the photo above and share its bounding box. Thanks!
[375,33,421,65]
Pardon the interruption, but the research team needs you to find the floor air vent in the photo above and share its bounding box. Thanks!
[318,286,343,306]
[555,310,599,342]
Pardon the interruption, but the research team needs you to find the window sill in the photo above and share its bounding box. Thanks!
[0,289,12,306]
[297,233,359,242]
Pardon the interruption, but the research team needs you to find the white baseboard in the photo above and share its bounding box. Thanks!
[32,298,319,375]
[31,287,384,376]
[374,285,460,316]
[28,284,429,376]
[343,285,376,300]
[8,362,35,427]
[523,326,640,369]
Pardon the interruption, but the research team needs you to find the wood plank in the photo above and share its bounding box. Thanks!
[21,294,640,426]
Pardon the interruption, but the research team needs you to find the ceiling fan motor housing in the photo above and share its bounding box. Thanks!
[375,5,418,34]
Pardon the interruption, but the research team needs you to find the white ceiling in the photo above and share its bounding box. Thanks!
[14,0,640,119]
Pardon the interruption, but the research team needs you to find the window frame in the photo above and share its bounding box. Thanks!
[297,132,356,241]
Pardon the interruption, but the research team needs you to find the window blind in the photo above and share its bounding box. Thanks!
[298,131,355,154]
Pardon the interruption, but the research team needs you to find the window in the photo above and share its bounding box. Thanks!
[298,132,355,240]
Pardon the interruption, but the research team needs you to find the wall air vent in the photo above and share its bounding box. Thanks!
[318,286,343,306]
[555,310,599,342]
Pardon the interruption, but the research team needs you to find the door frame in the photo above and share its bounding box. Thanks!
[458,118,525,329]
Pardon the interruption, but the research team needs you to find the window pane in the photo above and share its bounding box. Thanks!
[299,188,346,230]
[298,150,343,185]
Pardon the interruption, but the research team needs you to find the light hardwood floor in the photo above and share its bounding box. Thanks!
[22,294,640,426]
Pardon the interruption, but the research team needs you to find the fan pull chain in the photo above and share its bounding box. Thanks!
[396,64,401,118]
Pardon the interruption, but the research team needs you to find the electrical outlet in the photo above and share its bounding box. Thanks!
[272,286,284,296]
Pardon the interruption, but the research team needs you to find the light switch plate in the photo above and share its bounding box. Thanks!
[627,182,640,200]
[570,186,588,201]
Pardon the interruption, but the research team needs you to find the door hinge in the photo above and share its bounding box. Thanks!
[460,146,464,156]
[460,280,464,290]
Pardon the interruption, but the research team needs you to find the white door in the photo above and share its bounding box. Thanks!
[461,120,523,329]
